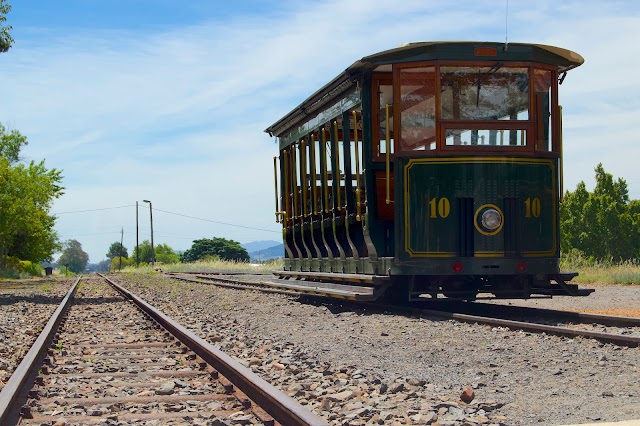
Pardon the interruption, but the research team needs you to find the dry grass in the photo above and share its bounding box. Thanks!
[569,265,640,285]
[122,258,283,275]
[122,257,640,285]
[560,249,640,285]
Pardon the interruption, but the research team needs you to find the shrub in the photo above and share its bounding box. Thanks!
[111,256,132,271]
[0,269,19,279]
[1,257,44,278]
[19,260,44,277]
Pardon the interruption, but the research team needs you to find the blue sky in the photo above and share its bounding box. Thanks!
[1,0,639,263]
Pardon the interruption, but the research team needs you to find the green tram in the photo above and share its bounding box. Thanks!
[265,41,593,301]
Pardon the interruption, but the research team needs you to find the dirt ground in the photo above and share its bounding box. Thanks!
[489,282,640,317]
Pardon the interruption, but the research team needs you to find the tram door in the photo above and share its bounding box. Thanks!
[373,67,437,257]
[372,75,395,256]
[393,66,438,260]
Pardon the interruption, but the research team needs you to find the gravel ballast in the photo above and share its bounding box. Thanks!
[0,279,72,391]
[116,274,640,426]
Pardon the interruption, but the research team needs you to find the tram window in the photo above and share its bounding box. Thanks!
[336,137,345,210]
[377,84,395,156]
[295,143,304,218]
[307,135,319,215]
[535,69,553,151]
[352,140,364,183]
[350,120,363,186]
[440,66,529,121]
[445,129,527,146]
[282,149,292,223]
[399,66,436,152]
[312,135,327,213]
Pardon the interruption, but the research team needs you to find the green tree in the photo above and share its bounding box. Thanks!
[0,123,27,163]
[155,243,179,264]
[96,259,111,272]
[0,128,64,268]
[560,181,590,253]
[106,242,128,259]
[0,0,13,53]
[110,256,131,271]
[130,240,153,264]
[130,241,180,264]
[180,237,249,263]
[57,240,89,273]
[560,163,640,261]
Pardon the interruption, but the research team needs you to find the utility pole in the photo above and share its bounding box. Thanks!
[143,200,155,267]
[136,201,139,266]
[119,226,124,270]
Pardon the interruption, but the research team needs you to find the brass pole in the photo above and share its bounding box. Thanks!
[292,144,298,219]
[352,111,362,221]
[385,104,391,205]
[321,128,330,213]
[283,149,290,224]
[559,105,564,202]
[273,156,279,223]
[310,134,318,215]
[300,140,308,218]
[333,121,342,211]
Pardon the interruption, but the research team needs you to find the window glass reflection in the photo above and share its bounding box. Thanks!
[445,129,527,146]
[534,69,553,151]
[440,66,529,121]
[399,67,436,152]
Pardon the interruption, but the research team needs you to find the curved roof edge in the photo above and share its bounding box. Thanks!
[265,71,353,138]
[348,41,584,73]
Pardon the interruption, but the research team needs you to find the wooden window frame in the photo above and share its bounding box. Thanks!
[371,73,393,162]
[395,65,438,155]
[387,60,560,158]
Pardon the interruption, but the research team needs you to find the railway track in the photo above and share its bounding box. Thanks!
[168,272,640,347]
[0,275,327,426]
[0,280,72,393]
[415,300,640,328]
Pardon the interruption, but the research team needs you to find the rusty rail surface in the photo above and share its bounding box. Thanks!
[101,274,327,426]
[411,307,640,347]
[169,272,301,296]
[0,278,80,425]
[423,301,640,328]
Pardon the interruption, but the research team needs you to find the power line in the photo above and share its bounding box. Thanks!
[53,203,279,234]
[58,231,123,237]
[153,208,278,234]
[53,205,136,215]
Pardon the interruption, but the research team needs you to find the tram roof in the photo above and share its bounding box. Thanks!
[265,41,584,138]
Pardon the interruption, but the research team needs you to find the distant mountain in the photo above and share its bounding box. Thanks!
[248,244,284,261]
[241,240,281,253]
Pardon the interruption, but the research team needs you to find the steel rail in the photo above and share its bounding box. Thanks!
[166,271,266,276]
[170,273,302,297]
[372,303,640,347]
[0,277,80,425]
[100,274,328,426]
[427,301,640,328]
[168,273,640,347]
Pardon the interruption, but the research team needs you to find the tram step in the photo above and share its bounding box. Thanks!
[549,282,595,296]
[274,270,389,286]
[266,278,381,301]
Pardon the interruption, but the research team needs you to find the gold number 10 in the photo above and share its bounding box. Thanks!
[429,197,451,218]
[525,197,541,218]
